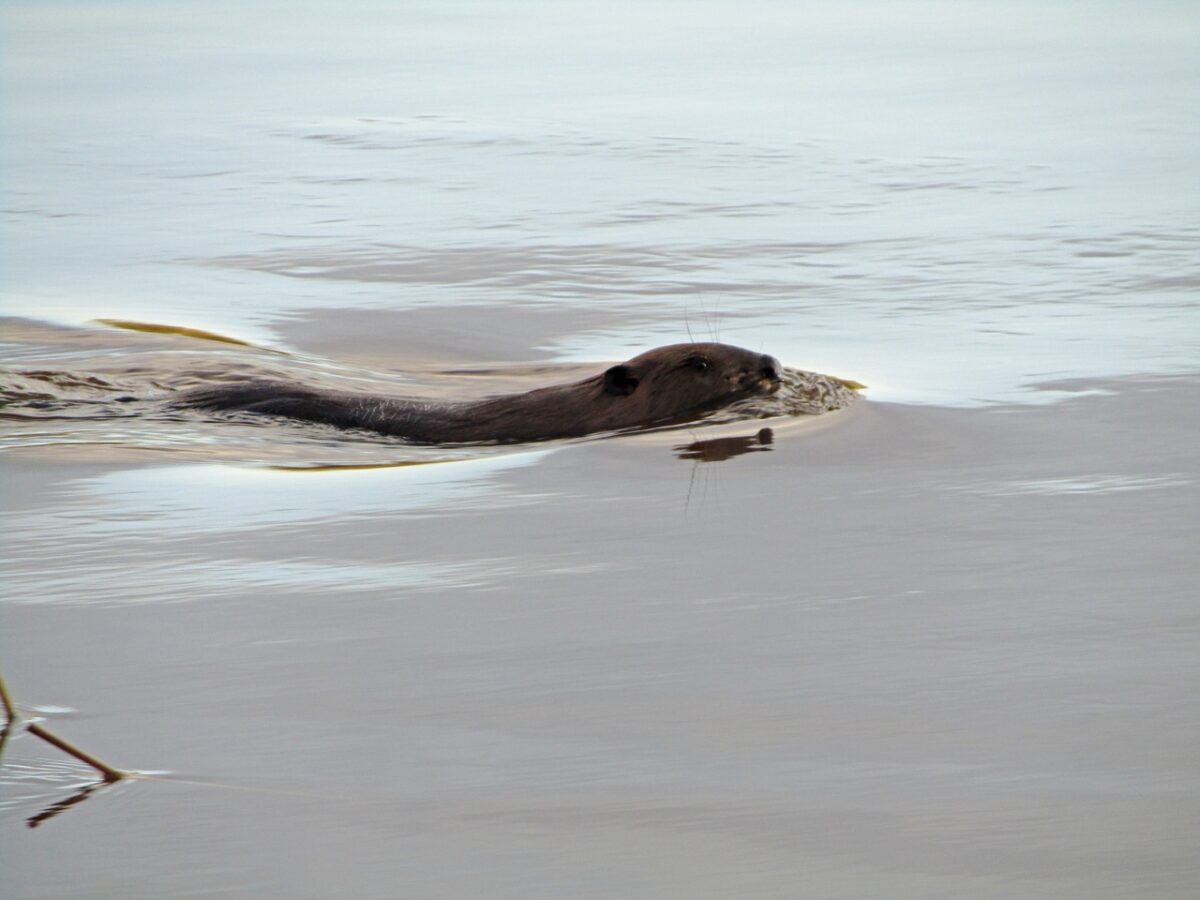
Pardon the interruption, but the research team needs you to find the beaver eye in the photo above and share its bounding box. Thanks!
[685,355,710,371]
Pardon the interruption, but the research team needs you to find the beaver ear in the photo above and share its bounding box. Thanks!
[602,364,640,396]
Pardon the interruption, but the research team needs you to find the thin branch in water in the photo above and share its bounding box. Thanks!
[25,723,126,783]
[0,674,16,724]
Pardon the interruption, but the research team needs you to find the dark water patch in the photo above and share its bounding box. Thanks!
[199,243,702,285]
[289,118,537,153]
[591,199,805,227]
[1125,275,1200,292]
[195,239,903,292]
[0,207,89,220]
[196,228,1194,312]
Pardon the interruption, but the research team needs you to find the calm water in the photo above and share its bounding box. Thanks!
[2,2,1199,897]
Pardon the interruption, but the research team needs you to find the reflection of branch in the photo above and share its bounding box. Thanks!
[0,721,12,764]
[27,781,105,829]
[25,724,125,783]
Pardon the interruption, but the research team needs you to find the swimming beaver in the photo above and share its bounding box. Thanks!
[174,342,783,444]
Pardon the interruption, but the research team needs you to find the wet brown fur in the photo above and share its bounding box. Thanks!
[173,342,782,444]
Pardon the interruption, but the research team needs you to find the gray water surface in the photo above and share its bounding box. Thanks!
[2,2,1199,898]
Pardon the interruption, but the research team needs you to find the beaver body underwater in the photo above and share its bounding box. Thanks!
[174,342,784,444]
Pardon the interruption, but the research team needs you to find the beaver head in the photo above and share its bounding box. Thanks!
[597,342,782,426]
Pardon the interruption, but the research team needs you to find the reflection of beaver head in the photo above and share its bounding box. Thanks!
[674,427,775,463]
[175,342,783,444]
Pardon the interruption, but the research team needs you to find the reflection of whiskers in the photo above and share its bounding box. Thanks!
[675,428,775,518]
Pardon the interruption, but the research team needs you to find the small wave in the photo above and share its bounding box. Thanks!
[0,370,144,416]
[708,367,862,423]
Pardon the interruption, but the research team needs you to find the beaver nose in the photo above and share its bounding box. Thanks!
[760,355,782,383]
